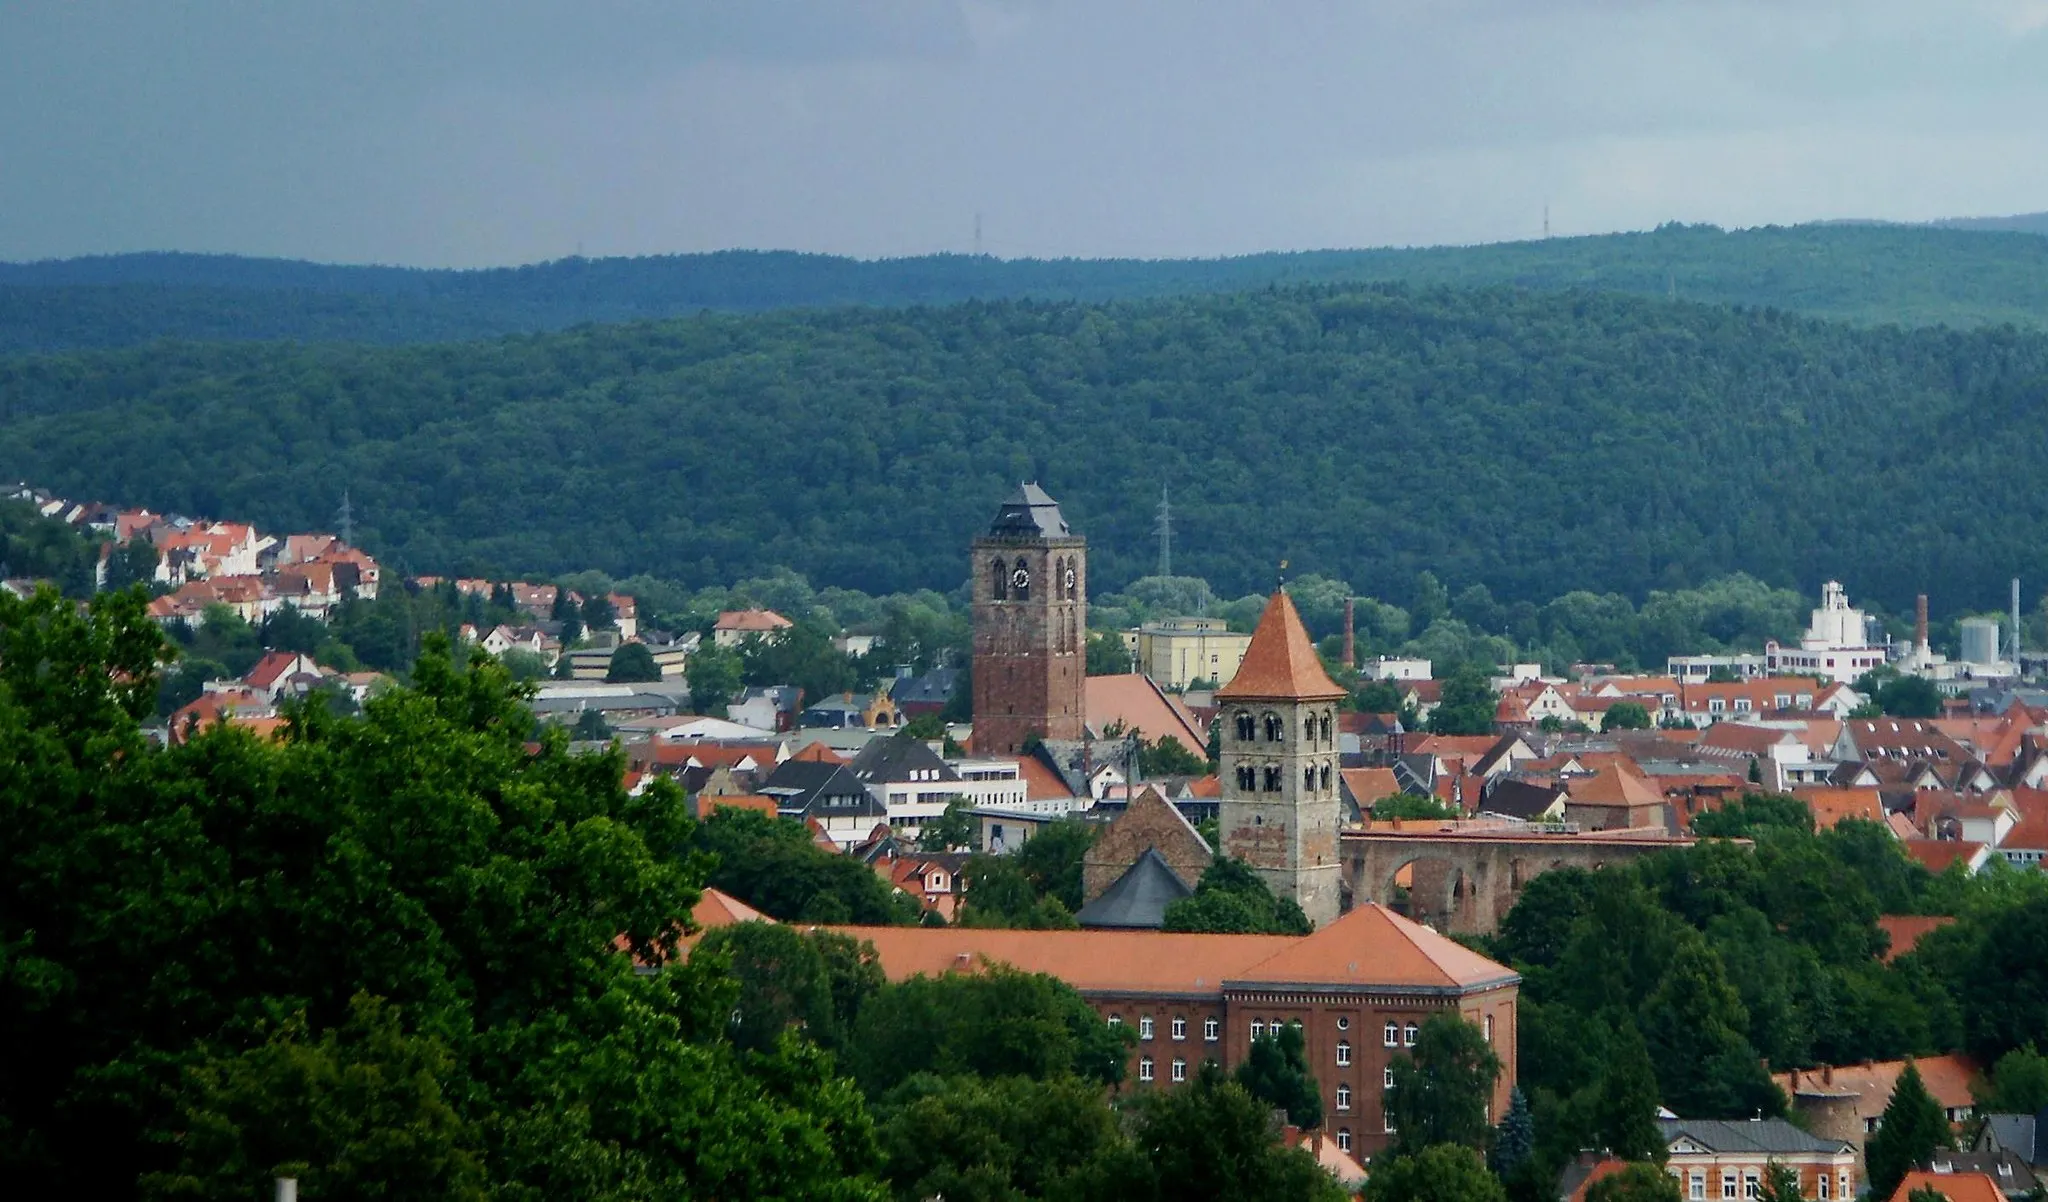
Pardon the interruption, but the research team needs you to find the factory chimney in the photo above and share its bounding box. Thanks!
[2013,578,2023,662]
[1915,594,1930,654]
[1343,598,1356,669]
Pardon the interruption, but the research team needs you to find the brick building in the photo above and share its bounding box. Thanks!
[971,484,1088,755]
[819,899,1519,1159]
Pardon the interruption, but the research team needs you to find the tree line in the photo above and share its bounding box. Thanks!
[8,221,2048,353]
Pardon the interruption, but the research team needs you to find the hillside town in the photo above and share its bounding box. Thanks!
[7,480,2047,1195]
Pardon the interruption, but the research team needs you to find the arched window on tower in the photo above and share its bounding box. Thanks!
[1304,764,1317,791]
[1236,712,1256,742]
[1263,764,1283,792]
[1236,765,1256,791]
[1321,712,1334,743]
[1320,762,1333,791]
[992,559,1008,601]
[1264,713,1284,742]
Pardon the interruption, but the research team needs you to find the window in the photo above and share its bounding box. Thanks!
[1722,1173,1737,1200]
[1484,1015,1495,1043]
[1265,713,1284,742]
[1138,1056,1154,1082]
[1336,1041,1352,1066]
[1403,1023,1418,1046]
[1139,1016,1154,1041]
[1837,1174,1849,1200]
[1236,712,1255,741]
[1691,1173,1707,1201]
[1305,764,1317,790]
[1204,1018,1220,1042]
[1251,1021,1266,1040]
[1171,1017,1186,1041]
[1236,765,1256,791]
[1320,763,1332,791]
[1337,1084,1352,1111]
[1171,1057,1186,1082]
[1743,1171,1759,1199]
[1107,1014,1122,1027]
[1385,1067,1396,1089]
[1321,713,1334,742]
[1818,1173,1829,1199]
[1338,1129,1352,1153]
[992,559,1007,601]
[1384,1021,1399,1047]
[1263,766,1282,792]
[1384,1112,1396,1134]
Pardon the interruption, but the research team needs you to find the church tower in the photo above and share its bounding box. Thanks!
[971,484,1087,755]
[1216,589,1347,927]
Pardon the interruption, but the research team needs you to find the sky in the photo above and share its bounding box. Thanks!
[4,0,2047,267]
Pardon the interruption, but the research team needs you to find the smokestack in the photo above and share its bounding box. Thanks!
[2014,578,2023,661]
[1343,598,1356,669]
[1916,594,1929,653]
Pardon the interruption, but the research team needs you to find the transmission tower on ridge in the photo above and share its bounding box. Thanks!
[1154,481,1172,578]
[337,491,355,546]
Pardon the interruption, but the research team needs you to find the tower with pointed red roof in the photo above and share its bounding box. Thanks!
[1216,588,1349,927]
[972,484,1087,754]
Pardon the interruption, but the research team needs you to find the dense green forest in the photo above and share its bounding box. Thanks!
[7,283,2048,616]
[8,221,2048,352]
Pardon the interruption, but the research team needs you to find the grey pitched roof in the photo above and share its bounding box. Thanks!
[1982,1114,2042,1165]
[985,483,1072,537]
[1481,778,1566,820]
[851,734,961,785]
[1930,1149,2040,1192]
[1075,848,1194,929]
[890,668,960,706]
[1659,1118,1852,1157]
[758,760,885,819]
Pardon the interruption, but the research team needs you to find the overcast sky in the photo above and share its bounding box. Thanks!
[4,1,2046,267]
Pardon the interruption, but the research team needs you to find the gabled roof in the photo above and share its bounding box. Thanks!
[1224,903,1520,991]
[1890,1171,2005,1202]
[1481,778,1569,821]
[758,760,885,817]
[1214,590,1345,702]
[1794,786,1887,830]
[693,887,770,930]
[1876,914,1955,962]
[789,740,849,765]
[1658,1117,1851,1156]
[1775,1054,1979,1117]
[850,734,960,785]
[1075,848,1194,929]
[715,608,793,633]
[984,482,1073,537]
[1569,763,1664,807]
[1085,673,1209,757]
[1904,840,1988,875]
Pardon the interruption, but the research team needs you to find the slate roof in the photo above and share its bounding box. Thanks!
[1075,848,1194,929]
[1981,1113,2042,1166]
[1481,778,1568,820]
[1215,590,1346,702]
[850,734,961,785]
[985,483,1073,537]
[758,760,886,819]
[889,667,961,707]
[1659,1117,1851,1156]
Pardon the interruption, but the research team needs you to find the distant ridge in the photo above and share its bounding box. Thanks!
[8,220,2048,353]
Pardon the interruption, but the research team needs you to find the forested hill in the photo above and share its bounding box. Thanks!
[9,221,2048,352]
[6,283,2048,613]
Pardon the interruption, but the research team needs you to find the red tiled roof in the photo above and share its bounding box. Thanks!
[1776,1054,1979,1118]
[1793,786,1886,830]
[789,740,848,765]
[1903,840,1985,874]
[1085,673,1209,757]
[1214,590,1346,702]
[1890,1172,2004,1202]
[1570,764,1664,807]
[694,794,779,820]
[1876,915,1954,963]
[715,608,792,633]
[1017,752,1077,801]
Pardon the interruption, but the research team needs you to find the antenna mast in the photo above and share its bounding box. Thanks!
[337,491,355,546]
[1154,481,1173,578]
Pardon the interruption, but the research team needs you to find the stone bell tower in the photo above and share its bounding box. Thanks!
[1216,588,1347,927]
[971,484,1086,756]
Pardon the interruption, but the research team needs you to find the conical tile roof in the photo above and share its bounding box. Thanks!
[1215,589,1347,701]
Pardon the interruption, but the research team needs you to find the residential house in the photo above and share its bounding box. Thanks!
[1925,1151,2040,1199]
[1479,778,1570,824]
[727,685,802,733]
[1654,1117,1859,1202]
[801,691,903,731]
[1775,1055,1979,1177]
[1563,764,1671,832]
[1888,1171,2007,1202]
[241,651,322,702]
[1127,616,1254,690]
[713,608,793,648]
[1976,1106,2048,1170]
[890,667,962,718]
[848,736,969,836]
[756,759,886,849]
[1084,673,1211,761]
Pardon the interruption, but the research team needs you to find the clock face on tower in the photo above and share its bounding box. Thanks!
[1063,564,1077,596]
[1011,565,1031,591]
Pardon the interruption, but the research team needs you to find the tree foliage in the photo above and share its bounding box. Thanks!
[1162,857,1312,935]
[1366,1144,1507,1202]
[1585,1163,1683,1202]
[1385,1014,1505,1156]
[1866,1063,1954,1202]
[1234,1022,1324,1130]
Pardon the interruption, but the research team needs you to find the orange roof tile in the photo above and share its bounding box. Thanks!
[789,740,848,765]
[1570,764,1664,807]
[1775,1054,1979,1118]
[1793,786,1886,830]
[693,887,770,930]
[694,794,780,820]
[1085,673,1209,757]
[1340,767,1402,806]
[819,902,1515,997]
[1904,840,1985,874]
[1890,1172,2004,1202]
[1017,752,1077,801]
[1214,590,1346,701]
[1876,915,1954,963]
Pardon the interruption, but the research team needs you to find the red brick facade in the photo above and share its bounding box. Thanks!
[971,487,1087,755]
